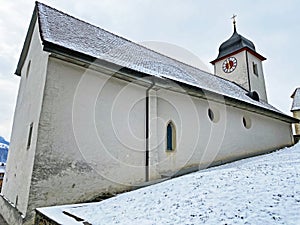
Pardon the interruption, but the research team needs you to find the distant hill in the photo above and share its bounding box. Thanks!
[0,136,9,163]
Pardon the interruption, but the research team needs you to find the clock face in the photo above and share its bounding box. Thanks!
[222,57,237,73]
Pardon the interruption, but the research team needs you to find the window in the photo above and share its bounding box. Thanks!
[27,123,33,149]
[253,62,258,76]
[242,116,251,129]
[166,121,176,151]
[208,108,214,121]
[26,60,31,78]
[208,108,220,123]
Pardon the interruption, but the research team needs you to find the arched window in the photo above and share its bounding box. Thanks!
[166,121,176,151]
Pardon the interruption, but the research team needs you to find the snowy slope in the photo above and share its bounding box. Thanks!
[39,144,300,225]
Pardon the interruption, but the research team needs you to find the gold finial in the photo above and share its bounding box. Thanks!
[231,14,237,32]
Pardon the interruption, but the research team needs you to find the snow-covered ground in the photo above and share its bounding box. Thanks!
[38,144,300,225]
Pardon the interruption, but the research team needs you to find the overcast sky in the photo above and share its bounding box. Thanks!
[0,0,299,140]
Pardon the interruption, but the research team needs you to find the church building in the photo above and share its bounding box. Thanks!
[0,2,297,225]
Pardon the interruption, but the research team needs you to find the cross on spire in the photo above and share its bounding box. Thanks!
[231,14,237,32]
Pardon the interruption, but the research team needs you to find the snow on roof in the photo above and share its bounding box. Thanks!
[34,2,286,116]
[37,143,300,224]
[291,88,300,111]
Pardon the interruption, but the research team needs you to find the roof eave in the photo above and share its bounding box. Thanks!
[291,108,300,112]
[15,4,39,76]
[210,47,266,65]
[42,40,296,124]
[291,88,300,98]
[180,82,299,124]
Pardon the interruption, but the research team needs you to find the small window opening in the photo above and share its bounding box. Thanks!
[243,116,251,129]
[27,123,33,149]
[166,121,176,151]
[253,62,258,76]
[15,195,18,207]
[208,109,214,121]
[208,108,220,123]
[26,60,31,78]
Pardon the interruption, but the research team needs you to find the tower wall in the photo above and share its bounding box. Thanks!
[246,52,268,102]
[293,111,300,135]
[214,51,249,90]
[214,49,268,103]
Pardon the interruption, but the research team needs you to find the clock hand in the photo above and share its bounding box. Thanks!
[227,61,231,69]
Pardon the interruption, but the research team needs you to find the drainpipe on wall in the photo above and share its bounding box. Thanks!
[145,80,155,182]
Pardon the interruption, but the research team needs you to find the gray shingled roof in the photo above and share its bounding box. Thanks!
[291,88,300,111]
[17,2,295,121]
[216,30,256,60]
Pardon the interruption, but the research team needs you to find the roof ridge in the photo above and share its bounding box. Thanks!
[36,1,134,44]
[35,1,217,78]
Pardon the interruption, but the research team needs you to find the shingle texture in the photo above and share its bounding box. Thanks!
[291,88,300,111]
[36,2,282,114]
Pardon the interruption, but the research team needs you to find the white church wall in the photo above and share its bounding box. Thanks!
[1,20,49,220]
[27,57,147,214]
[214,51,249,90]
[155,88,293,176]
[247,52,268,102]
[212,105,293,161]
[155,89,202,176]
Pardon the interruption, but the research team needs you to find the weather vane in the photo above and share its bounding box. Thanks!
[231,14,237,32]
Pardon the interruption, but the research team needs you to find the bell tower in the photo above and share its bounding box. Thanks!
[211,15,268,102]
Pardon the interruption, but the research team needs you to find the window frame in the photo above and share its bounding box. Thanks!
[252,62,258,76]
[27,122,34,149]
[166,121,176,152]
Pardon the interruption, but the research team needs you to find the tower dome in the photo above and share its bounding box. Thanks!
[216,29,256,60]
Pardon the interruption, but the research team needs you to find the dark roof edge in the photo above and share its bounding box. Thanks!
[291,88,300,98]
[178,81,299,124]
[44,41,156,79]
[210,47,266,65]
[291,108,300,112]
[45,42,298,124]
[15,3,39,76]
[224,97,299,124]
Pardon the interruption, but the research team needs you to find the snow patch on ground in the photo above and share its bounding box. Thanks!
[39,144,300,224]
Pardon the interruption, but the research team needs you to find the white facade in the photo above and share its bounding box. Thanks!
[0,20,49,225]
[0,3,296,225]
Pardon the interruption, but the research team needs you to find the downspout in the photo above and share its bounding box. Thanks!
[145,80,155,182]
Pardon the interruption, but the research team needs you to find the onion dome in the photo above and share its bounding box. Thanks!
[217,29,255,60]
[211,17,265,64]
